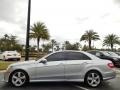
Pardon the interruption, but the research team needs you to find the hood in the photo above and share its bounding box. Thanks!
[10,60,36,67]
[110,55,120,59]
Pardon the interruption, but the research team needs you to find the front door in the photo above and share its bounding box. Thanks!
[36,52,65,81]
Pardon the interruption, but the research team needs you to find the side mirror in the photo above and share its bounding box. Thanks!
[96,53,101,57]
[40,59,47,64]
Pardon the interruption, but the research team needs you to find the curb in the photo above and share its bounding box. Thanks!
[0,70,6,73]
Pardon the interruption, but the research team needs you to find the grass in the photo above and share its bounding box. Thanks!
[0,61,16,70]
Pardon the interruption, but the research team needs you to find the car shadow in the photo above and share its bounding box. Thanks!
[1,82,81,90]
[0,81,115,90]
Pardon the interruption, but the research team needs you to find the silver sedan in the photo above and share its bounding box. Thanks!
[4,51,116,87]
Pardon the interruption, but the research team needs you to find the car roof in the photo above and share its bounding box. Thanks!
[48,50,101,60]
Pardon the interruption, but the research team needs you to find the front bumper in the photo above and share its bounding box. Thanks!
[4,71,10,82]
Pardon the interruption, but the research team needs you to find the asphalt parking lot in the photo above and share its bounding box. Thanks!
[0,69,120,90]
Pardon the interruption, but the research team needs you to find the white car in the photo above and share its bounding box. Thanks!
[0,51,21,61]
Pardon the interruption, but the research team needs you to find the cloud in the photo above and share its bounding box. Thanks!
[0,0,27,22]
[0,0,28,44]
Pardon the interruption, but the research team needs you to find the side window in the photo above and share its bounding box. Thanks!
[46,52,64,61]
[88,51,96,55]
[65,52,91,60]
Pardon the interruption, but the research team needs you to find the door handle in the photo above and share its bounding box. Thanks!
[59,63,63,65]
[82,62,90,65]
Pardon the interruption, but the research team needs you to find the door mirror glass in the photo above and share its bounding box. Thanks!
[40,59,47,64]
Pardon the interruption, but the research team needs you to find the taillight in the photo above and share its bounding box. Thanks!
[107,63,114,68]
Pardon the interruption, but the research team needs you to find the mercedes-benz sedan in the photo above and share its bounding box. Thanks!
[4,51,116,87]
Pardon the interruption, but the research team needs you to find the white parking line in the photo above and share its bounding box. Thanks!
[73,85,90,90]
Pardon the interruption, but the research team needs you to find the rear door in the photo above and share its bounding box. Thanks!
[64,52,91,80]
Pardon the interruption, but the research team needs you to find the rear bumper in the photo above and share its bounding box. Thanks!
[102,70,116,80]
[5,56,21,60]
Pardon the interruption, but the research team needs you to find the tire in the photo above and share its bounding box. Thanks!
[3,56,6,61]
[9,70,29,87]
[84,71,102,87]
[17,58,20,61]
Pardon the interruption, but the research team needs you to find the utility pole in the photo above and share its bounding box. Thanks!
[25,0,31,61]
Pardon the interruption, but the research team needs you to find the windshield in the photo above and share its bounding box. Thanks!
[107,52,119,57]
[101,51,111,56]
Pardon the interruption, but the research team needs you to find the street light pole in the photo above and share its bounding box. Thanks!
[25,0,31,61]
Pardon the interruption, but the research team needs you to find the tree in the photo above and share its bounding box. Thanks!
[63,41,80,50]
[30,22,50,52]
[42,43,52,53]
[63,41,71,50]
[51,39,57,52]
[103,34,120,51]
[80,30,100,50]
[0,34,23,52]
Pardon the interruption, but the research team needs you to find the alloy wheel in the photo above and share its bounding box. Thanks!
[11,71,26,87]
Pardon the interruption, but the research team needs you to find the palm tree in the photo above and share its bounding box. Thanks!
[4,34,9,40]
[80,30,100,50]
[9,35,17,47]
[64,41,70,50]
[103,34,120,51]
[30,22,50,52]
[51,39,57,52]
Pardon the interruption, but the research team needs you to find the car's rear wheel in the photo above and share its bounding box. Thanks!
[9,70,29,87]
[84,71,102,87]
[17,58,20,61]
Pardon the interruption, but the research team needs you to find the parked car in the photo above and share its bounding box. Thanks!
[115,52,120,56]
[0,51,21,61]
[4,50,116,87]
[88,50,120,68]
[107,51,120,58]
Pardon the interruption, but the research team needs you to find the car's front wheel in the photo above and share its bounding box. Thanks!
[3,56,6,61]
[9,70,29,87]
[84,71,102,87]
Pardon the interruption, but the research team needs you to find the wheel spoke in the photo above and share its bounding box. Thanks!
[18,79,23,85]
[14,79,19,84]
[20,76,26,79]
[94,79,100,84]
[91,73,95,78]
[17,72,21,77]
[13,75,18,79]
[87,76,93,80]
[95,76,99,80]
[89,80,94,85]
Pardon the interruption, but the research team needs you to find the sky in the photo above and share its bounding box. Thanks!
[0,0,120,49]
